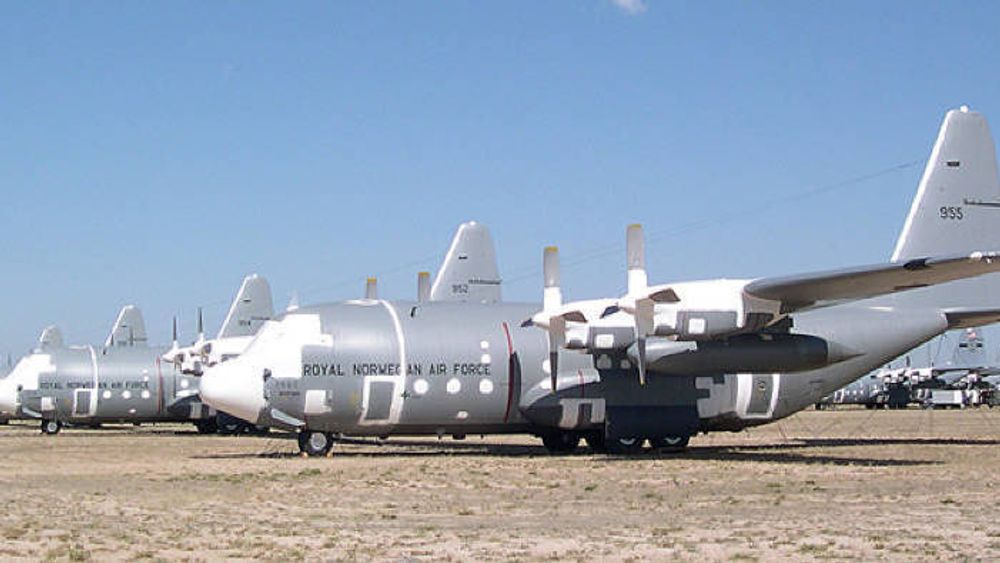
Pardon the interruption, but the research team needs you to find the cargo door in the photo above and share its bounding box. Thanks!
[72,389,95,417]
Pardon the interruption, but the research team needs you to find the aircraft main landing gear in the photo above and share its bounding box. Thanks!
[194,418,218,435]
[41,419,62,435]
[298,430,335,457]
[584,431,608,453]
[649,435,690,451]
[605,436,645,455]
[540,431,580,454]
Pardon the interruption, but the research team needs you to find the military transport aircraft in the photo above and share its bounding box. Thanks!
[198,107,1000,456]
[0,274,273,434]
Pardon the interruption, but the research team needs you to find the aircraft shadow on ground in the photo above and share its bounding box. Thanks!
[194,436,948,466]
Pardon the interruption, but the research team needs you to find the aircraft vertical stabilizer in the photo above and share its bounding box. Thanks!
[893,107,1000,260]
[105,305,147,347]
[217,274,274,339]
[38,326,63,351]
[430,221,502,303]
[951,328,987,369]
[887,107,1000,313]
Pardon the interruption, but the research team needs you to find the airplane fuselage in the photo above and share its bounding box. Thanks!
[0,345,214,428]
[204,298,950,441]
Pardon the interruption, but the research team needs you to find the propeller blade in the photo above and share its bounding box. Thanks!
[365,277,378,300]
[634,297,654,385]
[637,335,647,386]
[626,224,647,294]
[548,317,566,391]
[543,246,563,392]
[543,246,561,311]
[417,272,431,302]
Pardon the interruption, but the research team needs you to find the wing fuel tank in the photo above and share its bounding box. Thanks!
[633,333,860,376]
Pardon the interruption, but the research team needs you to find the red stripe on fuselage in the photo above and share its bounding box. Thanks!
[502,322,515,423]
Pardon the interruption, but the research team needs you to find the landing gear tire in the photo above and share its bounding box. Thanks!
[41,419,61,435]
[605,436,645,455]
[584,431,608,454]
[540,432,580,454]
[194,419,218,435]
[298,430,334,457]
[649,435,690,451]
[216,413,249,435]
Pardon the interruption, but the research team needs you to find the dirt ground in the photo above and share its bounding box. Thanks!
[2,408,1000,561]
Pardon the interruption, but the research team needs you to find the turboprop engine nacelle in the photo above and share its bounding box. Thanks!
[647,279,782,341]
[627,333,859,376]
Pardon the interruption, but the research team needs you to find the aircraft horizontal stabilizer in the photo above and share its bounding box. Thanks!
[941,307,1000,329]
[745,251,1000,312]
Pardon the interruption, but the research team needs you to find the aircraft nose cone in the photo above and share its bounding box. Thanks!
[0,379,18,415]
[199,362,264,425]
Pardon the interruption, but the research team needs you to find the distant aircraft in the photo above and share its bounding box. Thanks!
[198,107,1000,455]
[0,357,11,424]
[162,274,274,377]
[820,328,1000,409]
[0,274,273,434]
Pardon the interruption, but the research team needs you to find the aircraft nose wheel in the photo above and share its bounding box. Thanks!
[41,419,62,435]
[298,430,335,457]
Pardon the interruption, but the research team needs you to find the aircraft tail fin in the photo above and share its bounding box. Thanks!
[893,107,1000,260]
[430,221,502,303]
[105,305,147,347]
[217,274,274,339]
[38,325,63,351]
[888,107,1000,311]
[950,327,987,369]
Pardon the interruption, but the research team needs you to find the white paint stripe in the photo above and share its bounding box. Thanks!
[359,300,407,425]
[429,223,467,298]
[382,300,407,424]
[891,116,949,261]
[87,345,99,416]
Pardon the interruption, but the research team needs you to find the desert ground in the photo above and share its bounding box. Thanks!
[2,408,1000,561]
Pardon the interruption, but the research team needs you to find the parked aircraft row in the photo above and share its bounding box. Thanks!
[0,222,498,435]
[3,106,1000,456]
[818,327,1000,409]
[0,276,275,434]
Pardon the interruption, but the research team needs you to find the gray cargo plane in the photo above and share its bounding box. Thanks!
[0,274,273,434]
[199,107,1000,456]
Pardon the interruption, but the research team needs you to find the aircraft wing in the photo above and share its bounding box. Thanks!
[744,252,1000,313]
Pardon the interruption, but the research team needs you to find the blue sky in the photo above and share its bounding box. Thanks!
[2,1,1000,356]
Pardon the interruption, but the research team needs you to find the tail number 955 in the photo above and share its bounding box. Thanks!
[940,206,964,220]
